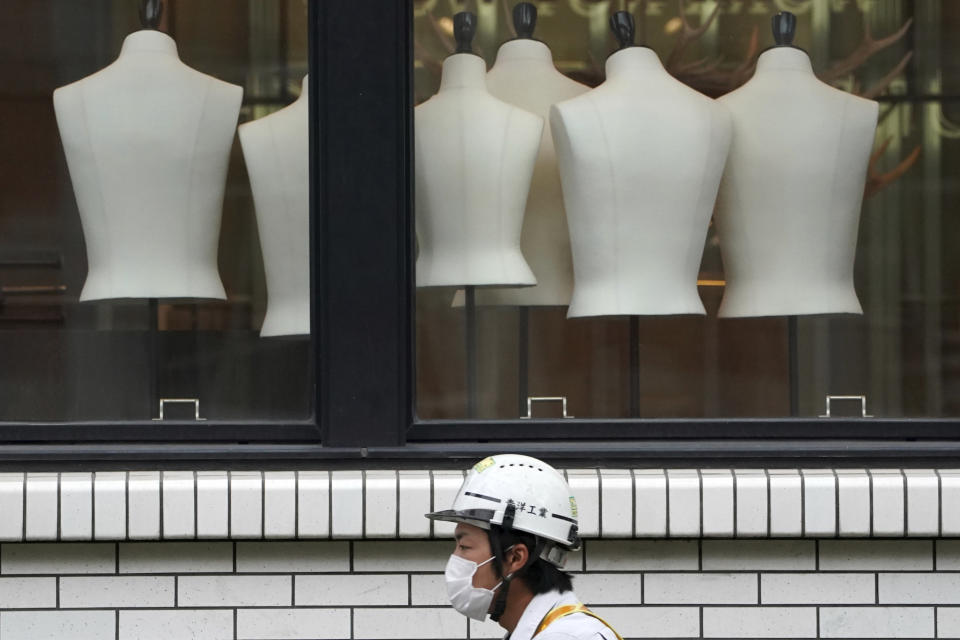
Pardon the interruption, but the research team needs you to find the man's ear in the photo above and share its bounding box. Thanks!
[504,543,529,576]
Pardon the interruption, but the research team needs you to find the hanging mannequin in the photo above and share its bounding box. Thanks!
[715,12,878,317]
[238,76,310,337]
[550,12,732,318]
[475,2,589,306]
[415,12,543,288]
[53,0,243,301]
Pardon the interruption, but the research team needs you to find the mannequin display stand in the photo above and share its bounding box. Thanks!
[416,12,544,417]
[715,11,878,317]
[239,75,310,338]
[478,2,589,308]
[53,2,243,302]
[550,11,732,318]
[481,3,591,416]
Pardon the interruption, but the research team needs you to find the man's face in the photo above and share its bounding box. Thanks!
[453,522,498,590]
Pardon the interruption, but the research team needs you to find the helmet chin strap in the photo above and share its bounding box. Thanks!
[488,524,511,622]
[488,506,548,623]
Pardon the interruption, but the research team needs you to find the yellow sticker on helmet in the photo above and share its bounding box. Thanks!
[474,457,495,473]
[569,496,578,518]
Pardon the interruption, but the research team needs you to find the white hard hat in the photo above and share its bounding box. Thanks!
[426,454,580,567]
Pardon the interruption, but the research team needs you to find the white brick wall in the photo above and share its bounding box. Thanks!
[0,538,952,639]
[0,468,954,639]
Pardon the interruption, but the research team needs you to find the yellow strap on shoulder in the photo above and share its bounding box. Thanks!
[534,603,624,640]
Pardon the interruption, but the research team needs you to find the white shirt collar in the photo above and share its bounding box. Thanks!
[505,589,579,640]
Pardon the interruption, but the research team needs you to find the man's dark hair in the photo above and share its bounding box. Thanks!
[489,525,574,594]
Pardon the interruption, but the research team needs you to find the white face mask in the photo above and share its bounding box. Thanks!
[444,553,502,621]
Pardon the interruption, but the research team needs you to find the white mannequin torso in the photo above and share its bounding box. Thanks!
[477,39,589,306]
[415,53,543,288]
[715,47,878,317]
[54,30,243,301]
[551,47,732,317]
[238,76,310,337]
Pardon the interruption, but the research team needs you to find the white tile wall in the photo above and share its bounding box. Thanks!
[644,573,757,604]
[760,573,875,604]
[353,607,465,639]
[768,470,802,537]
[2,468,955,544]
[230,472,263,539]
[237,608,350,640]
[365,470,399,538]
[0,577,56,608]
[701,540,815,571]
[161,471,195,539]
[119,609,234,640]
[600,469,634,537]
[819,540,933,571]
[59,472,93,541]
[801,469,837,536]
[667,469,701,537]
[1,610,116,640]
[0,538,951,639]
[296,471,330,538]
[295,574,408,606]
[25,473,58,540]
[819,606,934,638]
[938,539,960,569]
[0,468,956,640]
[906,469,940,536]
[235,541,349,573]
[0,474,24,541]
[127,472,161,540]
[196,472,229,539]
[938,608,960,639]
[700,469,734,537]
[120,542,233,574]
[59,576,175,608]
[178,575,291,607]
[871,469,907,536]
[330,471,363,539]
[634,469,667,537]
[702,606,816,638]
[263,472,297,539]
[352,540,448,572]
[397,470,431,538]
[587,540,699,571]
[734,469,768,536]
[1,542,115,574]
[836,469,870,536]
[94,472,127,540]
[879,573,960,604]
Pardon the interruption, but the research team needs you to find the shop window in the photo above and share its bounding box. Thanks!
[412,0,957,426]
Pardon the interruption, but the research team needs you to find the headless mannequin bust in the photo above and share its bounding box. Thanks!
[238,76,310,337]
[477,3,589,306]
[550,12,731,317]
[715,12,878,317]
[415,12,543,288]
[54,27,243,301]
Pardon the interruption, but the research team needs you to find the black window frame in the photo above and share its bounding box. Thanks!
[0,0,959,466]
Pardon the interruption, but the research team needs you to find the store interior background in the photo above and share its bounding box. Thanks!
[414,0,960,422]
[0,0,311,423]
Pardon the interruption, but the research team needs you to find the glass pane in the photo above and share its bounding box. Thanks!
[0,0,312,423]
[413,0,952,421]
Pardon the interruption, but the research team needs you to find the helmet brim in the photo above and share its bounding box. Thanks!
[424,508,497,529]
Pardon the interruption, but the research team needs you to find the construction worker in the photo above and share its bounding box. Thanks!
[426,454,623,640]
